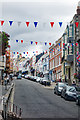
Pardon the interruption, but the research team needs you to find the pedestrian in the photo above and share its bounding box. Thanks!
[4,79,7,90]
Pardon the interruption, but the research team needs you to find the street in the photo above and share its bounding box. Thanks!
[13,78,79,119]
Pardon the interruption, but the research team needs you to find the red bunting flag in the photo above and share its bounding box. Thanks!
[75,22,79,28]
[1,21,4,26]
[36,51,38,53]
[21,40,23,43]
[49,43,51,46]
[63,43,65,46]
[17,52,19,54]
[50,22,54,27]
[26,22,30,27]
[76,43,78,46]
[35,42,38,45]
[27,52,28,54]
[8,45,10,48]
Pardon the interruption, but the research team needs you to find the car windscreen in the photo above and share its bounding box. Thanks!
[68,87,76,92]
[58,83,65,87]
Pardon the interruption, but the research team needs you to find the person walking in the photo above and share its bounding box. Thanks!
[4,79,7,90]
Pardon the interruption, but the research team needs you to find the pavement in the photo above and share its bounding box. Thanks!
[0,79,14,119]
[42,81,56,89]
[14,78,79,119]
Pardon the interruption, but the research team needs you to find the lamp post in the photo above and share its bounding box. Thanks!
[77,39,80,83]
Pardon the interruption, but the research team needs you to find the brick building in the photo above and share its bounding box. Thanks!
[49,37,62,82]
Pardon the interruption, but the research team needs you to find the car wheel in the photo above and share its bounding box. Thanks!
[54,90,56,94]
[65,94,68,100]
[76,99,79,105]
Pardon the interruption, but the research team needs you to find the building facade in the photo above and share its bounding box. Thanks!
[49,37,62,82]
[61,2,80,84]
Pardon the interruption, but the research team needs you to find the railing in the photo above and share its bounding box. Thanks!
[2,101,22,120]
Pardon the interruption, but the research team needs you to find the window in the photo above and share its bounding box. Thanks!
[53,59,54,68]
[59,56,60,65]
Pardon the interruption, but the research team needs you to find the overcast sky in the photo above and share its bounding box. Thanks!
[0,0,79,58]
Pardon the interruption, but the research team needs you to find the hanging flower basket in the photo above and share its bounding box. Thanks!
[74,73,78,79]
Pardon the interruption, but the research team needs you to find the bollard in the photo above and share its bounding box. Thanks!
[19,108,22,117]
[16,106,17,115]
[13,104,14,113]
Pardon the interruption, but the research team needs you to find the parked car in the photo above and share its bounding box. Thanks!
[61,85,77,101]
[40,77,51,86]
[36,77,41,82]
[25,75,30,79]
[22,74,25,78]
[33,76,37,81]
[17,74,22,79]
[54,82,68,95]
[75,85,80,105]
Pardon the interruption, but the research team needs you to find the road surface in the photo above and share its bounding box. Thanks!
[13,78,79,119]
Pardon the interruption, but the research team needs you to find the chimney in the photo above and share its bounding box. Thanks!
[77,1,80,15]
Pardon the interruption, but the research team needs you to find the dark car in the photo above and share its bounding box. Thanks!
[54,82,68,95]
[61,85,77,101]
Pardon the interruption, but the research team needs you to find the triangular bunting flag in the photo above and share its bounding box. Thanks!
[26,22,30,27]
[45,42,47,45]
[27,52,28,54]
[1,21,4,26]
[17,21,21,27]
[31,41,33,44]
[49,43,51,46]
[63,43,65,46]
[50,22,54,27]
[13,52,15,54]
[16,40,18,42]
[35,42,38,45]
[59,22,62,27]
[9,21,13,26]
[8,45,10,48]
[36,51,38,53]
[43,22,46,28]
[23,52,25,54]
[75,22,79,28]
[34,22,38,27]
[76,43,78,46]
[17,52,19,54]
[21,40,23,43]
[58,43,60,46]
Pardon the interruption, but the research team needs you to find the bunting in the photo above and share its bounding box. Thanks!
[26,22,30,27]
[34,22,38,27]
[9,21,13,26]
[59,22,62,27]
[16,40,18,42]
[45,42,47,45]
[17,21,21,27]
[49,43,51,46]
[35,42,38,45]
[50,22,54,27]
[31,41,33,44]
[21,40,23,43]
[75,22,79,28]
[0,21,4,26]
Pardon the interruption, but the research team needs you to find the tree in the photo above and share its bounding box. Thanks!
[0,31,10,55]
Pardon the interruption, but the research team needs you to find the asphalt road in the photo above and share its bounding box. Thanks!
[13,78,79,119]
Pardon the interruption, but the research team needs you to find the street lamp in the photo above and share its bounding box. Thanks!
[77,39,80,83]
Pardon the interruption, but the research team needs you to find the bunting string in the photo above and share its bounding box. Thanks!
[0,20,79,28]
